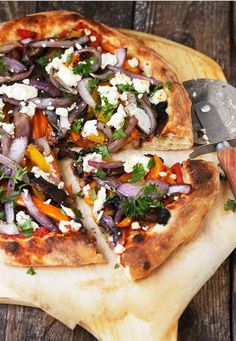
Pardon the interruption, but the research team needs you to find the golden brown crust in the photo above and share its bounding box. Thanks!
[120,159,219,280]
[0,10,193,150]
[0,231,105,267]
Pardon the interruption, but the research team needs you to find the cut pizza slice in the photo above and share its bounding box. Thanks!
[72,148,219,280]
[0,112,104,267]
[0,10,192,152]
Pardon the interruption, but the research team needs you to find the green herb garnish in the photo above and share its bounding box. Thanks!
[91,188,97,201]
[0,187,20,204]
[0,211,4,220]
[96,168,106,179]
[113,128,126,140]
[73,57,97,77]
[73,208,83,219]
[26,267,36,275]
[76,191,85,198]
[88,78,99,90]
[0,56,6,73]
[147,157,156,169]
[117,83,134,92]
[224,199,236,212]
[128,163,146,183]
[18,218,34,237]
[37,55,49,67]
[12,167,28,184]
[72,119,83,133]
[94,145,110,159]
[165,80,172,90]
[66,54,73,63]
[114,263,120,269]
[122,194,162,218]
[98,97,118,119]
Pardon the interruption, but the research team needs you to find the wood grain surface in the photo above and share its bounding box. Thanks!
[0,2,235,341]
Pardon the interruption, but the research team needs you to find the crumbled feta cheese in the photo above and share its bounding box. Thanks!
[114,244,126,254]
[0,84,38,101]
[61,205,75,219]
[83,184,91,196]
[137,94,143,99]
[47,106,54,111]
[90,35,97,42]
[58,181,64,189]
[44,199,51,205]
[131,221,141,230]
[42,43,46,48]
[70,220,82,231]
[45,57,62,73]
[56,64,82,87]
[93,187,106,221]
[125,102,148,129]
[127,57,139,68]
[101,53,117,70]
[170,174,177,180]
[173,196,179,201]
[107,104,127,130]
[0,99,4,111]
[34,99,41,104]
[81,120,98,138]
[31,166,50,181]
[82,152,103,173]
[20,102,36,117]
[61,47,74,63]
[132,78,150,93]
[76,43,82,50]
[110,72,132,86]
[22,79,30,85]
[0,122,14,136]
[59,220,70,233]
[8,110,13,114]
[119,92,128,101]
[192,91,197,98]
[45,155,54,163]
[84,28,91,36]
[16,211,39,230]
[97,85,119,105]
[142,226,149,231]
[150,89,167,105]
[124,155,150,173]
[55,107,71,130]
[159,171,167,177]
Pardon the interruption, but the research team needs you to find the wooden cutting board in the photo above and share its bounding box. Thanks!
[0,31,230,341]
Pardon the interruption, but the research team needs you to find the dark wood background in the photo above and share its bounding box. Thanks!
[0,1,235,340]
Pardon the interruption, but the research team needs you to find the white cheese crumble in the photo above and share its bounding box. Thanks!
[127,57,139,68]
[44,199,51,205]
[93,187,106,222]
[0,99,5,111]
[20,102,36,117]
[59,220,70,233]
[150,89,167,105]
[132,78,150,93]
[123,155,150,174]
[125,102,148,130]
[55,107,71,130]
[0,122,14,136]
[58,181,64,189]
[0,84,38,101]
[57,64,82,87]
[45,155,54,163]
[107,104,127,130]
[22,79,30,85]
[31,166,50,181]
[114,244,126,254]
[170,173,177,180]
[159,171,167,177]
[82,184,91,196]
[81,120,98,138]
[82,152,103,173]
[119,92,128,101]
[110,72,132,86]
[84,28,91,36]
[131,221,141,230]
[90,35,97,42]
[16,211,39,231]
[97,85,119,105]
[101,52,117,70]
[61,205,75,219]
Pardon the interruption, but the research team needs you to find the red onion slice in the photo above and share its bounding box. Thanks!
[29,36,89,49]
[68,100,87,124]
[3,57,26,74]
[0,64,35,85]
[88,160,124,169]
[94,177,121,191]
[21,191,58,232]
[74,47,101,72]
[0,43,18,53]
[108,66,158,85]
[108,116,138,153]
[167,184,191,195]
[77,77,96,108]
[29,96,76,109]
[34,137,51,156]
[90,70,113,80]
[115,48,127,68]
[97,122,113,143]
[14,112,31,138]
[0,222,19,235]
[146,179,169,198]
[29,79,61,97]
[114,205,124,224]
[0,95,21,106]
[5,177,15,224]
[0,153,25,173]
[8,136,28,163]
[0,128,11,156]
[117,183,142,198]
[139,95,157,135]
[50,68,77,95]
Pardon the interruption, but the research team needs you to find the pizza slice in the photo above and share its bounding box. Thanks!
[0,111,104,267]
[69,147,219,280]
[0,10,192,153]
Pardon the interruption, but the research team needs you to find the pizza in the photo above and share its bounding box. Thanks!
[69,148,219,280]
[0,11,219,279]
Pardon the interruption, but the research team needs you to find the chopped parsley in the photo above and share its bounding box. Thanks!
[12,167,28,184]
[94,145,110,159]
[165,80,172,90]
[72,119,83,133]
[96,97,118,119]
[88,78,99,90]
[113,128,126,140]
[114,263,120,269]
[18,218,34,237]
[73,57,97,77]
[224,199,236,212]
[0,187,20,204]
[0,56,6,73]
[122,192,162,218]
[143,183,162,197]
[150,80,172,96]
[73,208,83,219]
[0,211,4,220]
[26,267,36,276]
[66,54,73,63]
[96,168,106,179]
[128,163,146,183]
[117,83,134,92]
[37,55,49,67]
[147,157,156,169]
[91,188,98,201]
[76,191,85,198]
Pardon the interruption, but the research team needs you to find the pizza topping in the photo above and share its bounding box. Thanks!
[127,58,139,68]
[0,222,19,235]
[107,104,127,130]
[101,52,117,70]
[93,187,106,222]
[77,77,96,108]
[132,79,150,94]
[167,184,191,195]
[82,152,103,173]
[0,83,38,101]
[150,88,167,105]
[82,120,99,138]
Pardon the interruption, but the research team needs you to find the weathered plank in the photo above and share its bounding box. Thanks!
[0,1,37,21]
[36,1,134,28]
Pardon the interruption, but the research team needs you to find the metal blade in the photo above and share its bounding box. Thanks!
[183,79,236,145]
[190,138,236,159]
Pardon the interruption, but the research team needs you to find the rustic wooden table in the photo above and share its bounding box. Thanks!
[0,1,235,340]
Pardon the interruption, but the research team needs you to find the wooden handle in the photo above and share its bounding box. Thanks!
[217,146,236,199]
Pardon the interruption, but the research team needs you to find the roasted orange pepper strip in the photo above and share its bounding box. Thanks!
[26,144,50,173]
[130,128,141,141]
[119,173,133,183]
[146,155,164,180]
[101,41,116,53]
[32,110,48,139]
[123,60,140,73]
[16,196,70,222]
[116,216,133,228]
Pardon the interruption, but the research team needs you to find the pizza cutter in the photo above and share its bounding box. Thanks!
[183,79,236,199]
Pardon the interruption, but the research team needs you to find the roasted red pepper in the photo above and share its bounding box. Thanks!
[16,29,37,39]
[171,163,183,184]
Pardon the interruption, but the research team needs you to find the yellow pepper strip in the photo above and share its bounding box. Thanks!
[26,144,50,173]
[87,132,105,144]
[32,188,46,201]
[146,155,165,180]
[116,216,133,228]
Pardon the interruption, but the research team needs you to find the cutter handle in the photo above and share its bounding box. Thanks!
[217,146,236,199]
